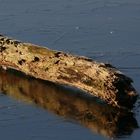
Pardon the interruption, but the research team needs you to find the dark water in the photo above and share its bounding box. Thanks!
[0,0,140,139]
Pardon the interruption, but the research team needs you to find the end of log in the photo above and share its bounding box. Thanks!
[0,34,138,109]
[111,73,138,108]
[87,63,138,109]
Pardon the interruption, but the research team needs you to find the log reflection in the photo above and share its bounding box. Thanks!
[0,68,138,138]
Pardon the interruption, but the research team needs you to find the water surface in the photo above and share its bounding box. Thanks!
[0,0,140,140]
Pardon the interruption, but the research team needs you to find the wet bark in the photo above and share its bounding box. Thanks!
[0,34,138,108]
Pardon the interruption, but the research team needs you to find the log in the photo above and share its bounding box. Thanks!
[0,68,138,138]
[0,34,138,108]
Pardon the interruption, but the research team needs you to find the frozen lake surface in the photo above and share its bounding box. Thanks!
[0,0,140,139]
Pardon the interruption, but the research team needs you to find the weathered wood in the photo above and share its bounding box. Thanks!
[0,68,138,138]
[0,34,138,108]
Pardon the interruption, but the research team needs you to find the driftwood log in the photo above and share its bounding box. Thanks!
[0,34,138,108]
[0,68,138,138]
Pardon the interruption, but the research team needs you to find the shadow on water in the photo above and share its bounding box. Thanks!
[0,68,138,139]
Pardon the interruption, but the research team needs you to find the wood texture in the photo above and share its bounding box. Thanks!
[0,68,138,138]
[0,34,138,108]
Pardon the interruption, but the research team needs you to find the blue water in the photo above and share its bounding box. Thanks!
[0,0,140,139]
